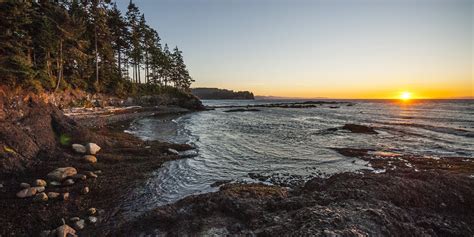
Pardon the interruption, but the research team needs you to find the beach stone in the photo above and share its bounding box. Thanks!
[86,143,101,155]
[33,192,48,202]
[35,179,47,187]
[72,174,87,181]
[47,192,60,199]
[39,230,51,237]
[61,192,70,201]
[49,181,61,186]
[82,155,97,164]
[47,167,77,181]
[94,170,102,174]
[72,144,86,154]
[87,207,97,215]
[63,179,75,186]
[84,171,98,178]
[70,217,81,222]
[34,186,45,193]
[168,148,179,155]
[55,224,77,237]
[81,187,90,195]
[0,183,3,188]
[20,182,30,188]
[16,187,37,198]
[87,216,98,224]
[72,219,85,230]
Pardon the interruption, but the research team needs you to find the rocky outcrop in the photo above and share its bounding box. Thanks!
[342,124,378,134]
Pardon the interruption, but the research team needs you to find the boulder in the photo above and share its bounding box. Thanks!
[85,143,101,155]
[35,179,47,187]
[82,155,97,164]
[20,182,30,188]
[55,224,77,237]
[33,192,48,202]
[72,144,86,154]
[16,187,37,198]
[342,124,378,134]
[47,167,77,181]
[47,192,60,199]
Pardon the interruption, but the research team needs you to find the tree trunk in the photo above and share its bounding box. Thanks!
[55,40,63,92]
[118,48,122,78]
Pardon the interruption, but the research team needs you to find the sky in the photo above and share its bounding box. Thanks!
[118,0,473,99]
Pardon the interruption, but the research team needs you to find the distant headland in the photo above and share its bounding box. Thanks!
[191,88,255,100]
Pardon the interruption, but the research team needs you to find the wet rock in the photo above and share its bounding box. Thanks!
[167,148,179,155]
[86,143,101,155]
[35,179,47,187]
[81,187,90,195]
[55,224,77,237]
[20,182,30,188]
[33,192,48,202]
[82,155,97,163]
[63,179,75,186]
[179,149,199,158]
[84,171,98,178]
[16,187,37,198]
[61,192,70,201]
[47,167,77,181]
[87,216,98,224]
[47,192,60,199]
[72,219,85,230]
[88,207,97,215]
[72,174,87,181]
[72,144,86,154]
[342,124,378,134]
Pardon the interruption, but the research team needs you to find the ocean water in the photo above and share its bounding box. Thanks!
[123,99,474,216]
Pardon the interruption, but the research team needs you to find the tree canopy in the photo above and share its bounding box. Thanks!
[0,1,194,96]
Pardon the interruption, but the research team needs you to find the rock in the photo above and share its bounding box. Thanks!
[33,192,48,202]
[55,224,77,237]
[20,182,30,188]
[81,187,90,195]
[87,207,97,215]
[82,155,97,164]
[61,192,70,201]
[72,144,86,154]
[34,186,45,193]
[85,143,101,155]
[97,209,105,216]
[179,149,199,158]
[72,174,87,181]
[0,183,3,188]
[39,230,51,237]
[35,179,47,187]
[47,167,77,181]
[87,216,98,224]
[342,124,378,134]
[16,187,37,198]
[94,170,102,174]
[47,192,60,199]
[70,217,80,222]
[49,181,61,186]
[63,179,74,186]
[84,171,98,178]
[72,219,85,230]
[168,148,179,155]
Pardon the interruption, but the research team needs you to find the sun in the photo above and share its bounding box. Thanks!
[399,91,412,101]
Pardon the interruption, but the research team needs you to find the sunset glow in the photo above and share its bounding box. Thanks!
[400,92,412,101]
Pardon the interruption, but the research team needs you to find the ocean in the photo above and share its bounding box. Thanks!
[122,99,474,217]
